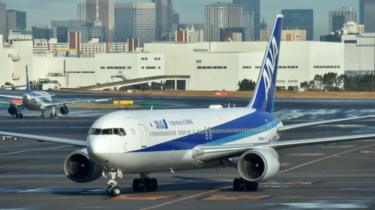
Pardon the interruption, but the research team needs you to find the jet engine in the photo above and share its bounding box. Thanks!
[60,104,69,115]
[8,104,17,116]
[237,148,280,182]
[64,149,102,183]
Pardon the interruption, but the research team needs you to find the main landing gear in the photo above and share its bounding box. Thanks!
[233,178,258,191]
[104,169,123,197]
[15,112,23,119]
[103,170,159,197]
[132,173,158,192]
[50,107,58,119]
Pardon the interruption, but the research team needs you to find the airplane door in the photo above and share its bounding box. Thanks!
[137,124,148,147]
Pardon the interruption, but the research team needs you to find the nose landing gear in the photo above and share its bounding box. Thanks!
[103,169,123,197]
[103,170,159,196]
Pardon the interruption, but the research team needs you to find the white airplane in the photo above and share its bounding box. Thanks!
[0,67,109,119]
[1,15,375,197]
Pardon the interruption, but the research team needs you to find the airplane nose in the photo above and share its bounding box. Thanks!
[87,136,110,163]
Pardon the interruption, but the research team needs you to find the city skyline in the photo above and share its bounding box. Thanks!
[0,0,359,40]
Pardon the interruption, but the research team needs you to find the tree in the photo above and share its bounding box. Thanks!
[337,74,346,89]
[300,81,309,90]
[313,74,323,90]
[238,79,256,91]
[322,72,338,91]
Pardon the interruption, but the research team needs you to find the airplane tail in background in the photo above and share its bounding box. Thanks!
[248,15,283,113]
[26,65,31,92]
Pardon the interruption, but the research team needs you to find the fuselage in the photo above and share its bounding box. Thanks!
[87,107,281,174]
[22,91,52,111]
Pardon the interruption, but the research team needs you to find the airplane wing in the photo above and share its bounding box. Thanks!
[278,115,375,132]
[0,131,86,147]
[193,133,375,162]
[45,98,110,107]
[0,94,23,100]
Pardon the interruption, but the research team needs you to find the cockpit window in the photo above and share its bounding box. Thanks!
[113,128,126,136]
[89,128,126,136]
[101,129,113,135]
[94,129,101,135]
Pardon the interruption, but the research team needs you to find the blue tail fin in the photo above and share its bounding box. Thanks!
[248,15,283,113]
[25,65,31,92]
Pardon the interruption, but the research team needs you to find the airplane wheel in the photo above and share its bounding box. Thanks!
[111,186,121,197]
[132,178,140,192]
[106,186,121,197]
[233,178,241,191]
[149,178,158,191]
[233,178,258,191]
[19,113,23,119]
[106,186,112,195]
[133,178,158,192]
[245,181,258,191]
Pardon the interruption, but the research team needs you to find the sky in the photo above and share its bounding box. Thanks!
[0,0,359,40]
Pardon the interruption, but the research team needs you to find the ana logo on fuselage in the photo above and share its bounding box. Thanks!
[154,119,168,129]
[262,36,279,100]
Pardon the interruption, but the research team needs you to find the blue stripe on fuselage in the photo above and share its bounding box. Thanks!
[133,111,278,152]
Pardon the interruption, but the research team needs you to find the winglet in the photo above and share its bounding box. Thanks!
[248,15,283,113]
[26,65,31,92]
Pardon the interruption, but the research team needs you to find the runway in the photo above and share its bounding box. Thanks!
[1,93,375,209]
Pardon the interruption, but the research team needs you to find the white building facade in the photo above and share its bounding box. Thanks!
[342,33,375,76]
[0,38,347,91]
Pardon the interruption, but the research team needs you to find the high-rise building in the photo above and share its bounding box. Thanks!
[233,0,260,41]
[282,9,314,40]
[175,26,204,43]
[7,10,26,32]
[78,0,114,41]
[51,20,105,43]
[360,0,375,32]
[259,19,270,41]
[204,3,245,42]
[114,3,156,44]
[127,38,140,52]
[69,31,81,51]
[32,27,54,40]
[0,2,7,39]
[329,7,357,33]
[171,10,180,37]
[153,0,173,41]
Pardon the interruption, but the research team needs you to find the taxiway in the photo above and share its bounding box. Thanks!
[0,94,375,210]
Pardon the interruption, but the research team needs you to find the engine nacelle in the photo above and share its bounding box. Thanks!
[64,149,102,183]
[60,104,69,115]
[8,104,17,116]
[237,147,280,182]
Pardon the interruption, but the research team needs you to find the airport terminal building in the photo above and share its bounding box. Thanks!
[1,33,372,91]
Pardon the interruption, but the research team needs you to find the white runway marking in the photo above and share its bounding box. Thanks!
[280,142,375,174]
[0,145,71,157]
